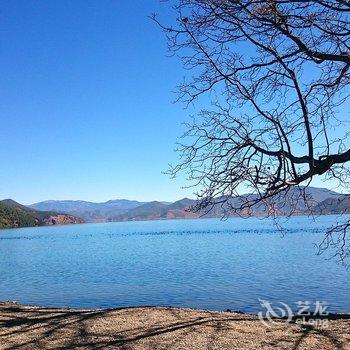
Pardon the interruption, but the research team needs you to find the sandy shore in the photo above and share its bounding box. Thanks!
[0,302,349,350]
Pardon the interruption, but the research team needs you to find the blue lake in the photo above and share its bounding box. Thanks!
[0,216,349,314]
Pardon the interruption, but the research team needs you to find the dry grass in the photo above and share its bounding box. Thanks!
[0,302,349,349]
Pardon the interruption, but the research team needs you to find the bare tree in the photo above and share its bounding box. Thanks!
[154,0,350,262]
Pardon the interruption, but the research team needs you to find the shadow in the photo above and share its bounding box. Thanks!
[291,324,345,350]
[0,304,349,349]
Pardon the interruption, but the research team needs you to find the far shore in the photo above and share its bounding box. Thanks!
[1,212,347,232]
[1,302,349,349]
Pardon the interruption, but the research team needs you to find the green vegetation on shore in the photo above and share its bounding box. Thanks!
[0,201,39,228]
[0,199,83,229]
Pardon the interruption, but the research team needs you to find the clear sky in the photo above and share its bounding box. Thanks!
[0,1,346,205]
[0,0,199,204]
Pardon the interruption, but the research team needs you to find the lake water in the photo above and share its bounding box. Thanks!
[0,216,349,314]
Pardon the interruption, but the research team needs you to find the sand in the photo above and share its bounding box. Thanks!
[0,302,349,349]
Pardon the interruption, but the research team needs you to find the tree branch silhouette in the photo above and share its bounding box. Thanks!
[154,0,350,263]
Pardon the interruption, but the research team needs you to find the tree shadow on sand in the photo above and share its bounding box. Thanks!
[0,304,349,349]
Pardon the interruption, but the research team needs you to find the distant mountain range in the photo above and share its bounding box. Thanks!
[1,187,347,229]
[0,199,84,229]
[30,199,146,222]
[28,187,348,223]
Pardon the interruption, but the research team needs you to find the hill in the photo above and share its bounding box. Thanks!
[111,201,168,221]
[313,194,350,215]
[0,200,84,229]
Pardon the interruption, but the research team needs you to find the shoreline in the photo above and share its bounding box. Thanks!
[1,302,349,349]
[2,300,350,319]
[1,212,348,231]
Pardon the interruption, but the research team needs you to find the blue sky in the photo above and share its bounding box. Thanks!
[0,1,347,205]
[0,0,199,204]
